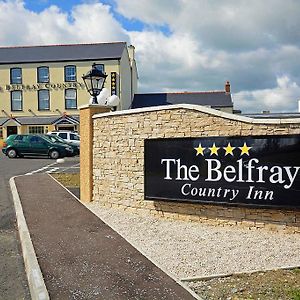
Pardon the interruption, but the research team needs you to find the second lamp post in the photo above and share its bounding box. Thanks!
[82,63,108,104]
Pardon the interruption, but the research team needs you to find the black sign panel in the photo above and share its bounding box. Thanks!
[144,135,300,209]
[111,72,118,96]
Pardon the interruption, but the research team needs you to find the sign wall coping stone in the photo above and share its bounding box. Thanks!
[92,104,300,125]
[79,104,110,110]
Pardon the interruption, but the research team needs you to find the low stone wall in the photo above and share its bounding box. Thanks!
[92,104,300,233]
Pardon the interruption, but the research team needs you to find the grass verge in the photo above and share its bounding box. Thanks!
[187,268,300,300]
[51,173,80,188]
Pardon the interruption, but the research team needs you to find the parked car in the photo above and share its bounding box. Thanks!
[40,134,80,155]
[47,131,80,146]
[2,134,75,159]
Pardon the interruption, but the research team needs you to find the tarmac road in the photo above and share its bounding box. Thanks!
[0,152,79,299]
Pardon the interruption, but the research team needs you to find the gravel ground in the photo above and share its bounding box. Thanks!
[86,203,300,280]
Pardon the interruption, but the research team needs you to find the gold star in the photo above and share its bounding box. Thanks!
[239,142,252,156]
[223,143,235,156]
[194,143,205,156]
[209,143,220,156]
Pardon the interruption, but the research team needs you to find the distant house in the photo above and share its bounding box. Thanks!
[131,81,233,113]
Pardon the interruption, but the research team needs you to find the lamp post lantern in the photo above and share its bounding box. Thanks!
[82,63,107,104]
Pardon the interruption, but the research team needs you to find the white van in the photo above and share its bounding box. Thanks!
[47,131,80,146]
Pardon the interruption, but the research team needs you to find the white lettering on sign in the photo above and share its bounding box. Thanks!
[161,158,300,189]
[161,159,199,181]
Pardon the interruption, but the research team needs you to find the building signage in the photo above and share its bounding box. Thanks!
[111,72,118,96]
[144,135,300,209]
[0,82,85,92]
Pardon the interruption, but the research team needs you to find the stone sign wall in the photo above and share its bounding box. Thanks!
[92,104,300,233]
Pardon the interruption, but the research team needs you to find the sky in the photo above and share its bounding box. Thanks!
[1,0,300,113]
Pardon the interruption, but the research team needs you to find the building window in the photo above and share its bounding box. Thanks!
[37,67,49,83]
[65,89,77,109]
[0,127,3,139]
[11,91,23,111]
[64,65,76,82]
[94,64,104,72]
[29,126,45,134]
[10,68,22,84]
[38,90,50,110]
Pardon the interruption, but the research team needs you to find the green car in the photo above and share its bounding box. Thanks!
[40,134,80,156]
[2,134,75,159]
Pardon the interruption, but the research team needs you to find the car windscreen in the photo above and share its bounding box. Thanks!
[48,135,66,144]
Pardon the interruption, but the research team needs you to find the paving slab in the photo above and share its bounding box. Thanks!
[14,174,196,299]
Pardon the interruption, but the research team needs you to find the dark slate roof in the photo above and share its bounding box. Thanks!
[0,42,126,64]
[243,112,300,119]
[71,115,79,121]
[52,115,80,125]
[0,115,79,125]
[131,92,233,109]
[0,118,8,126]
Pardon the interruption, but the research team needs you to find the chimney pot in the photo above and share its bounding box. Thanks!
[128,45,135,61]
[225,81,230,93]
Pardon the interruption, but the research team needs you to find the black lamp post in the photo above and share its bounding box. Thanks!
[82,63,107,104]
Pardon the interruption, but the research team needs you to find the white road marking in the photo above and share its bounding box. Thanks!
[46,168,60,174]
[24,161,80,175]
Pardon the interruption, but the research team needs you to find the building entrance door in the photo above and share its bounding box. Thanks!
[7,126,17,137]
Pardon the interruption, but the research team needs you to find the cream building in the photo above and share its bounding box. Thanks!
[0,42,138,141]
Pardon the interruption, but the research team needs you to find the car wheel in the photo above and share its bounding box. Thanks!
[7,148,17,158]
[49,150,60,159]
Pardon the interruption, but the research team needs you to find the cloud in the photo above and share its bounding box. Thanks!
[0,0,300,113]
[130,29,300,98]
[114,0,182,27]
[129,30,229,92]
[0,0,128,46]
[115,0,300,50]
[119,0,300,112]
[234,76,300,112]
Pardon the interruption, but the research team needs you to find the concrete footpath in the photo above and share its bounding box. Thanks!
[11,173,198,299]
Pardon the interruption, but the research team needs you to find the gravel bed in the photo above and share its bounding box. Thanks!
[86,203,300,280]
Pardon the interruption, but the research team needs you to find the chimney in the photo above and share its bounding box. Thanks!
[128,45,135,61]
[225,81,230,94]
[298,100,300,112]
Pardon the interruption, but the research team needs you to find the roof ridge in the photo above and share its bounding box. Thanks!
[0,41,126,50]
[136,91,226,95]
[168,91,225,95]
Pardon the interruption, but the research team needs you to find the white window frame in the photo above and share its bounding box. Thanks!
[65,88,77,109]
[38,89,50,110]
[11,91,23,111]
[37,66,49,83]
